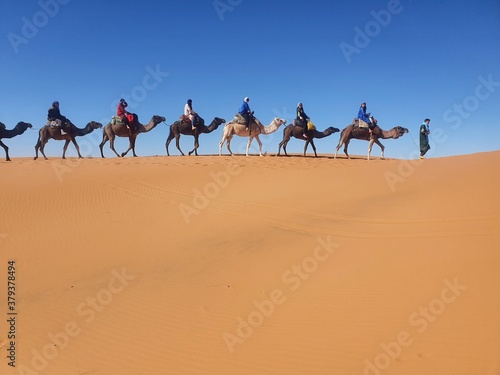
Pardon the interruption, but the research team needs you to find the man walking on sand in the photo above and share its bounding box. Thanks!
[420,118,431,159]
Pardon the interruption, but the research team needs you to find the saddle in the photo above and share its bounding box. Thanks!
[353,118,369,128]
[112,114,137,126]
[47,119,72,134]
[179,114,191,123]
[47,120,61,127]
[111,116,125,126]
[179,114,204,127]
[232,113,248,125]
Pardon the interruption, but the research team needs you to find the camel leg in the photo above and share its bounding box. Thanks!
[226,136,234,156]
[34,139,40,160]
[334,140,343,159]
[367,138,376,160]
[99,132,109,158]
[108,133,121,158]
[120,136,135,157]
[246,136,253,156]
[343,140,350,159]
[34,130,47,160]
[255,135,263,156]
[281,140,289,156]
[71,137,82,159]
[219,133,230,156]
[218,138,224,156]
[121,137,132,157]
[277,137,287,156]
[373,139,385,159]
[310,139,317,157]
[1,140,10,161]
[109,135,121,157]
[303,140,308,157]
[39,138,49,160]
[131,136,138,157]
[165,134,174,156]
[174,134,185,156]
[62,139,71,159]
[188,134,199,156]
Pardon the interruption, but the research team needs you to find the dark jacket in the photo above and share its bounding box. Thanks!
[47,106,66,122]
[296,106,309,126]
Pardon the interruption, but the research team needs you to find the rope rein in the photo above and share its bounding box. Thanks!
[407,129,420,149]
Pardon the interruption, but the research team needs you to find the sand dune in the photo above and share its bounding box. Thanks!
[1,152,499,375]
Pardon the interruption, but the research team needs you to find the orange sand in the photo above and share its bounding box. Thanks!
[1,152,499,374]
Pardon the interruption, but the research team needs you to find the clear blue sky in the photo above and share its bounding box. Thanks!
[1,0,499,158]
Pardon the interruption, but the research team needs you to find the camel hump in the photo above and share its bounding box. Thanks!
[352,127,369,137]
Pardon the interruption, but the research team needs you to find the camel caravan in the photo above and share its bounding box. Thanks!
[0,99,410,161]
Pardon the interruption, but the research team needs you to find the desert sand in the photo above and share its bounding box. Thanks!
[1,151,499,375]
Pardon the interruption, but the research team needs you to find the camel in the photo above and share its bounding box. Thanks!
[219,117,287,156]
[34,121,103,160]
[335,124,409,160]
[166,117,226,156]
[99,115,166,158]
[277,124,340,157]
[0,122,33,161]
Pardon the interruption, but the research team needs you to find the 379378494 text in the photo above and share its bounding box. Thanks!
[7,260,17,368]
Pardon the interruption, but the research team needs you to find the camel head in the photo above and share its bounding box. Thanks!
[215,117,226,125]
[0,122,6,131]
[393,126,409,139]
[152,115,167,125]
[16,122,33,132]
[274,118,287,126]
[327,126,340,134]
[88,121,103,130]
